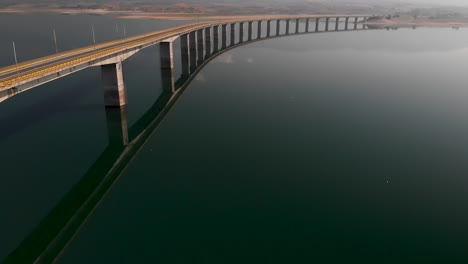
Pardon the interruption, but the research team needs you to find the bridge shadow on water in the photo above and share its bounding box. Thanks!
[2,24,372,264]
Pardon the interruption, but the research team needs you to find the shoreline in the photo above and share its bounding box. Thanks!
[364,18,468,28]
[1,7,468,27]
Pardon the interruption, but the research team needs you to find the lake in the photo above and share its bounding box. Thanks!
[1,13,468,263]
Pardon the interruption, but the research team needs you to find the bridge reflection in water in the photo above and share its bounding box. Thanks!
[2,19,369,263]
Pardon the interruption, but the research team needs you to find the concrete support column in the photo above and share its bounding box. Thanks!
[160,41,174,69]
[335,17,340,31]
[213,25,219,53]
[239,22,244,43]
[345,17,349,30]
[105,106,129,146]
[102,62,127,107]
[161,67,175,94]
[295,19,300,33]
[326,18,330,31]
[354,17,358,29]
[286,19,290,34]
[305,18,310,32]
[180,34,189,77]
[205,27,211,58]
[160,39,176,93]
[189,31,197,73]
[315,18,320,32]
[230,23,235,46]
[267,20,271,37]
[276,20,280,36]
[222,24,227,49]
[257,20,262,38]
[248,21,253,41]
[197,29,204,65]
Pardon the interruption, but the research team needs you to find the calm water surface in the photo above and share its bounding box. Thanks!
[1,13,468,263]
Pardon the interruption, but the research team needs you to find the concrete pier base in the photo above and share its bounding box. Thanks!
[205,27,211,58]
[213,25,219,53]
[286,19,290,34]
[230,23,236,46]
[189,31,197,73]
[305,18,310,32]
[101,62,127,107]
[180,34,189,77]
[316,18,320,32]
[326,18,330,31]
[240,22,244,43]
[257,21,262,38]
[276,20,280,36]
[345,17,349,30]
[354,17,358,29]
[105,106,129,146]
[197,29,204,65]
[296,19,300,33]
[335,17,340,31]
[248,21,253,41]
[267,20,271,37]
[222,24,227,49]
[161,68,175,94]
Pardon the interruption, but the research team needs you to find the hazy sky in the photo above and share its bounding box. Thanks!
[403,0,468,6]
[328,0,468,7]
[199,0,468,7]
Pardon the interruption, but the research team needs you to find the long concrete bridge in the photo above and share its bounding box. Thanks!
[0,14,371,105]
[2,14,374,264]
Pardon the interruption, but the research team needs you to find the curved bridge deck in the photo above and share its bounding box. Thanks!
[0,14,371,104]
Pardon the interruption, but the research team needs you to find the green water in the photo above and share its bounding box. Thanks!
[2,14,468,263]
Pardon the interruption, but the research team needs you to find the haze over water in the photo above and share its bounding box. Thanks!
[1,13,468,263]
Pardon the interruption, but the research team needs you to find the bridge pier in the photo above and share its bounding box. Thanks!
[160,38,176,93]
[160,39,174,69]
[296,19,300,34]
[316,18,320,32]
[205,27,211,59]
[189,31,197,73]
[305,18,310,32]
[286,19,290,34]
[354,17,358,29]
[161,67,175,94]
[336,17,340,31]
[258,20,262,38]
[180,34,190,77]
[101,62,127,107]
[230,23,235,46]
[345,17,349,30]
[267,20,271,37]
[105,106,129,146]
[213,26,219,53]
[276,20,280,36]
[325,18,330,31]
[240,22,244,43]
[197,29,204,65]
[222,24,227,49]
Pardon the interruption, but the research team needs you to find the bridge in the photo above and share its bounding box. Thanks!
[0,14,371,106]
[1,14,373,263]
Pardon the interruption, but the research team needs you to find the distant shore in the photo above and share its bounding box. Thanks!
[364,18,468,28]
[2,7,468,28]
[0,7,255,21]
